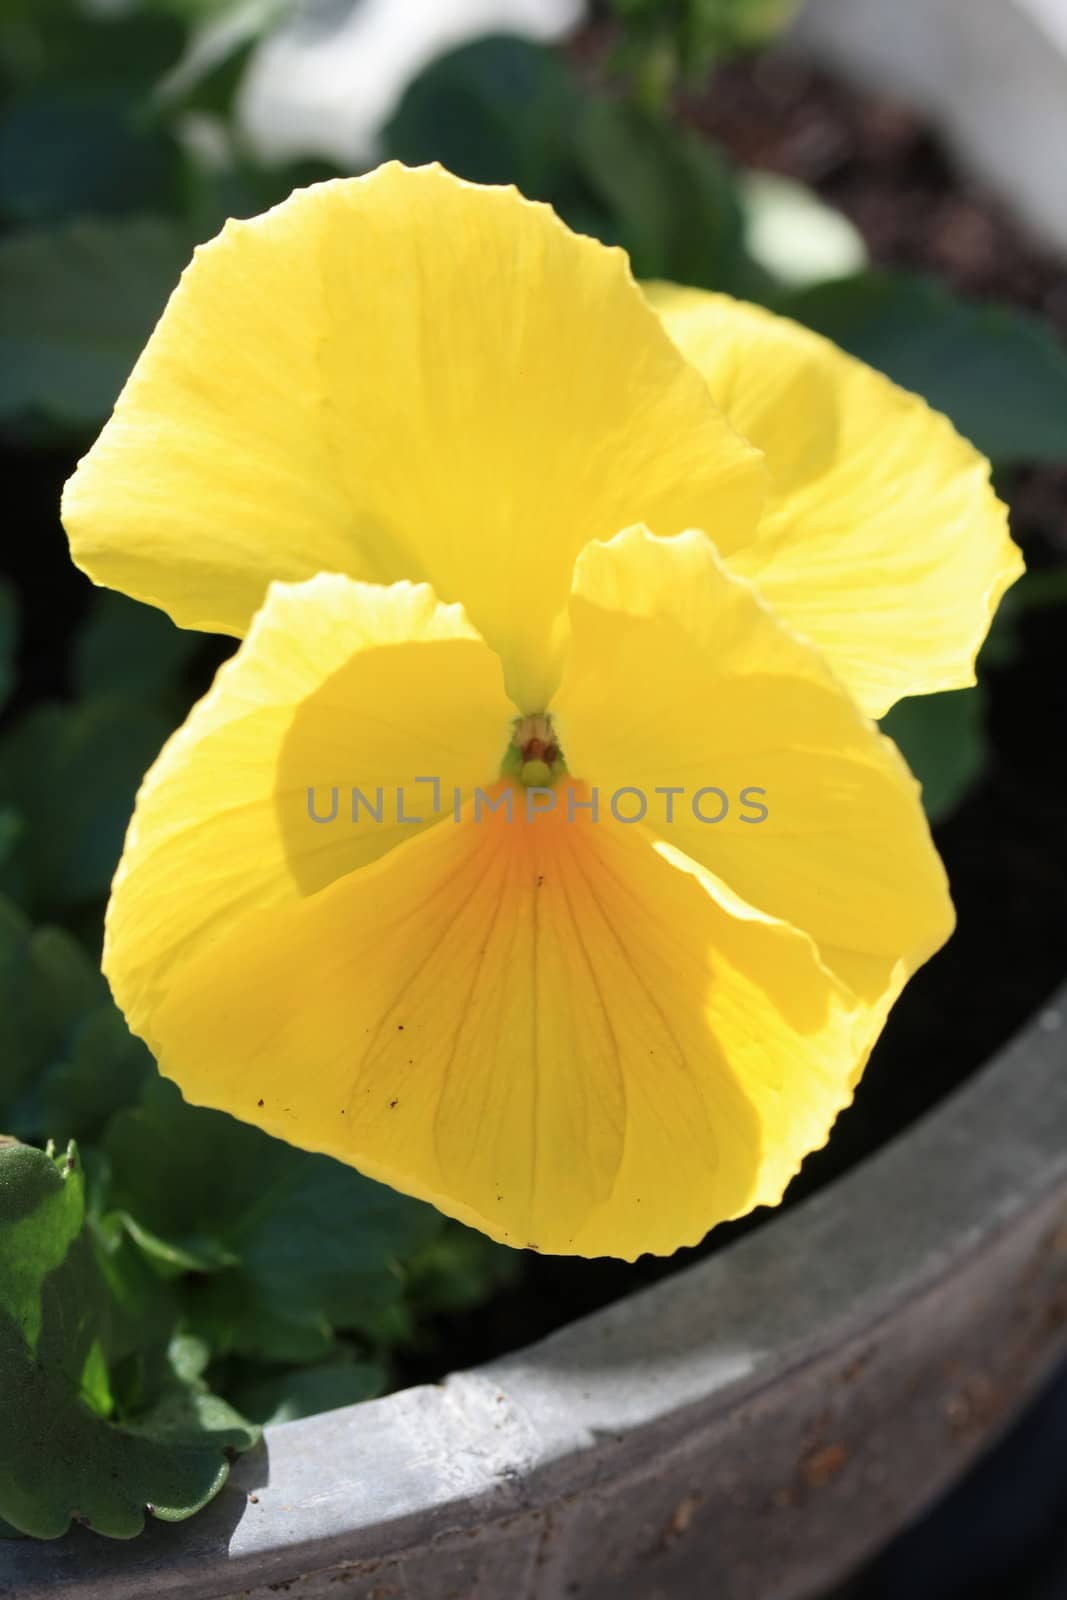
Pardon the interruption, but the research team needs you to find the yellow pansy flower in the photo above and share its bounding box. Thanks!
[62,164,1021,1259]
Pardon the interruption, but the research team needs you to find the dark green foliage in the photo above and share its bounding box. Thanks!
[607,0,800,109]
[102,1077,444,1362]
[781,271,1067,469]
[0,1140,258,1539]
[880,690,988,825]
[0,218,192,429]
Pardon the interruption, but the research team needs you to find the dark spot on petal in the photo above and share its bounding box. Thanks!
[388,1097,399,1109]
[257,1098,264,1107]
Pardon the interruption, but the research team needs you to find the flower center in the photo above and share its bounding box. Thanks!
[503,712,567,787]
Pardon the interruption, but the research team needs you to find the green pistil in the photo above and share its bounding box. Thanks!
[501,713,568,787]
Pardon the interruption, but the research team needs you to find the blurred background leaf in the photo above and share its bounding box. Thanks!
[782,271,1067,469]
[403,1220,521,1320]
[0,894,131,1134]
[607,0,801,111]
[0,697,171,919]
[0,1,187,225]
[385,34,584,200]
[575,95,760,290]
[0,894,153,1144]
[880,689,988,826]
[73,592,204,707]
[0,1,186,97]
[0,93,182,225]
[0,579,16,713]
[0,218,190,431]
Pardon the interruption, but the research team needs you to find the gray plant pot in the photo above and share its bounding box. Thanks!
[791,0,1067,255]
[4,984,1067,1600]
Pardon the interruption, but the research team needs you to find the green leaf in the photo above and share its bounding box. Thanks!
[0,895,108,1119]
[0,893,152,1141]
[0,217,191,429]
[0,577,17,713]
[89,1213,188,1416]
[229,1356,384,1426]
[608,0,800,107]
[1,3,187,98]
[611,0,800,71]
[27,1009,155,1148]
[103,1078,445,1362]
[168,40,252,118]
[0,696,171,917]
[0,3,186,222]
[0,810,22,872]
[780,271,1067,466]
[384,35,584,203]
[0,93,182,224]
[0,811,21,876]
[406,1222,522,1320]
[73,591,203,708]
[1010,565,1067,612]
[880,688,988,824]
[0,1140,258,1540]
[574,97,764,293]
[145,0,285,20]
[120,1210,239,1277]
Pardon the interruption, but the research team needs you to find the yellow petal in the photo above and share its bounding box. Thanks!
[646,284,1024,717]
[63,166,764,712]
[105,572,514,1037]
[552,527,955,1003]
[133,780,880,1259]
